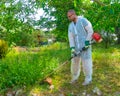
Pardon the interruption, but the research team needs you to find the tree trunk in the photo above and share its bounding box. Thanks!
[115,26,120,44]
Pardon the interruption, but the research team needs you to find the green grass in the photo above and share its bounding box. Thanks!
[0,42,70,94]
[92,46,120,95]
[0,43,120,96]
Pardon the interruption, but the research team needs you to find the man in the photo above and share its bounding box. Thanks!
[67,9,93,85]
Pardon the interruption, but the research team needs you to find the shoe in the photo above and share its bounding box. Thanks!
[82,80,92,86]
[69,79,77,84]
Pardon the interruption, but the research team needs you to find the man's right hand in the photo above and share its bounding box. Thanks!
[70,47,76,57]
[71,48,75,53]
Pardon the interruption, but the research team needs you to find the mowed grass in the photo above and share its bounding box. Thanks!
[0,43,120,96]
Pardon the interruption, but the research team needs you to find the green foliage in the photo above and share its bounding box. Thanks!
[0,42,69,93]
[0,39,8,59]
[0,0,42,47]
[39,0,120,45]
[84,1,120,47]
[89,3,120,32]
[39,0,75,41]
[1,0,120,47]
[11,27,34,46]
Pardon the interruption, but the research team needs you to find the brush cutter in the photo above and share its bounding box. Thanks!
[92,32,102,43]
[39,32,102,85]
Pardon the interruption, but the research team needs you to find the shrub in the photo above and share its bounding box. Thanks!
[0,39,8,59]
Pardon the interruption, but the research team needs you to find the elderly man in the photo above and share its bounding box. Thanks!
[67,9,93,85]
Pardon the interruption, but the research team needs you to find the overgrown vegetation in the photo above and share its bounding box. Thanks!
[0,0,120,47]
[0,42,69,94]
[0,39,8,59]
[28,44,120,96]
[0,43,120,96]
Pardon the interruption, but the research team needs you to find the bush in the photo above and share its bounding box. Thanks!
[0,39,8,59]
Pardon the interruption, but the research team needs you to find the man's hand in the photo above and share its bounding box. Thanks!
[71,48,75,53]
[70,47,76,57]
[82,40,90,51]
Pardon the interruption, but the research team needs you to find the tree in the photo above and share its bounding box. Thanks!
[85,1,120,47]
[0,0,42,46]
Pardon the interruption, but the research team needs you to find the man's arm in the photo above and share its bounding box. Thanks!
[68,30,76,56]
[68,25,75,48]
[85,21,94,41]
[82,18,93,41]
[68,31,75,49]
[81,18,94,50]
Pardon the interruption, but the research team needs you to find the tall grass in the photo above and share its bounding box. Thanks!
[0,42,70,93]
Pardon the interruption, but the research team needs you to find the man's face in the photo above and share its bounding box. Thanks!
[67,12,75,21]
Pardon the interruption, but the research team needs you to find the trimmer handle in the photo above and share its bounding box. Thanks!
[69,48,84,60]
